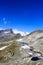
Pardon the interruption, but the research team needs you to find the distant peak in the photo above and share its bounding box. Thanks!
[13,29,29,36]
[0,28,13,34]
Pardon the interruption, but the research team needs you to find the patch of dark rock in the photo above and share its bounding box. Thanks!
[19,42,27,46]
[9,51,14,56]
[30,47,33,51]
[31,57,40,61]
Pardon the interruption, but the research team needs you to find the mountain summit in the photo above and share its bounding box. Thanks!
[0,29,14,41]
[0,29,13,34]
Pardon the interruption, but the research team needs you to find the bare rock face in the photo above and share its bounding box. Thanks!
[0,29,13,34]
[0,29,14,39]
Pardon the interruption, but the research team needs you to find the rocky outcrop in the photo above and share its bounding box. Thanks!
[0,29,14,41]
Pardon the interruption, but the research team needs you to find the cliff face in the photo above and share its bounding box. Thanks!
[0,29,14,41]
[0,29,13,34]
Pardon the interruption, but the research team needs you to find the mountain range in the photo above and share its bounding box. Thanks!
[0,29,29,41]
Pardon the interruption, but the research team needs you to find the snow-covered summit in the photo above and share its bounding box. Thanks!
[13,29,29,36]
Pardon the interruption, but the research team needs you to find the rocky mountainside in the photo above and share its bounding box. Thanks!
[0,29,13,34]
[0,29,14,41]
[0,29,13,36]
[22,30,43,51]
[23,30,43,42]
[0,30,43,65]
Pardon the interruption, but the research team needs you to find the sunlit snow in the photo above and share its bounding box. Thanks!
[0,46,7,50]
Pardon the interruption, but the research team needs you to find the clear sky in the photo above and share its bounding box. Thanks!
[0,0,43,32]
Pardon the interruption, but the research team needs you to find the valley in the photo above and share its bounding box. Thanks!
[0,29,43,65]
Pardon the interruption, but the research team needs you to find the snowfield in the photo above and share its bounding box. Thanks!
[21,45,30,49]
[13,29,29,36]
[16,39,22,41]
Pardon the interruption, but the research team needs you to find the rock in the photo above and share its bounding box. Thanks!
[31,57,40,61]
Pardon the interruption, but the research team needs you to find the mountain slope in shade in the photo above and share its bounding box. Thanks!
[0,29,14,41]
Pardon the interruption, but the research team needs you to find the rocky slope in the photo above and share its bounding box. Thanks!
[0,29,14,41]
[23,30,43,43]
[0,30,43,65]
[22,30,43,51]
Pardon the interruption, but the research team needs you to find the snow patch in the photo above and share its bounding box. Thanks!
[4,31,10,34]
[21,45,30,49]
[28,52,33,55]
[16,39,22,41]
[0,46,7,50]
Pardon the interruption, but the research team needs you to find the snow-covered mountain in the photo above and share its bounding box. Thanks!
[0,28,29,41]
[0,28,29,36]
[13,29,29,36]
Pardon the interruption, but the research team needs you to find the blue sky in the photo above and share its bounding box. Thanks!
[0,0,43,32]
